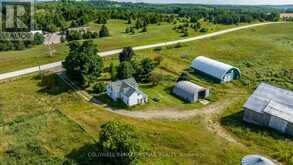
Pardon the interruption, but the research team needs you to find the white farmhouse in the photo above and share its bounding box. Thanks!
[106,78,148,107]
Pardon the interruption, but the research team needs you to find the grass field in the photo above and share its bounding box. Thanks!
[0,20,241,74]
[0,74,257,164]
[99,22,293,164]
[1,23,293,164]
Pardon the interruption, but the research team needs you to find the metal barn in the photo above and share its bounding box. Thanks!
[241,155,275,165]
[243,83,293,136]
[172,81,209,102]
[191,56,241,83]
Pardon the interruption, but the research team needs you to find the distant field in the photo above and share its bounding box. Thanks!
[0,19,241,74]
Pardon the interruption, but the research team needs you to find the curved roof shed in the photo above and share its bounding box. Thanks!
[241,155,275,165]
[191,56,240,83]
[173,81,209,102]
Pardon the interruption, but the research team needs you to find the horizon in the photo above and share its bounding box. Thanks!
[113,0,293,6]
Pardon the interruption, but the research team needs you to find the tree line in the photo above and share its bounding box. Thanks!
[35,1,281,33]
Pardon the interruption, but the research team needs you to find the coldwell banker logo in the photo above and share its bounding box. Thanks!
[0,0,34,41]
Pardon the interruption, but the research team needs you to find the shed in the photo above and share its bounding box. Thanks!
[191,56,240,83]
[243,83,293,136]
[241,155,275,165]
[172,81,209,102]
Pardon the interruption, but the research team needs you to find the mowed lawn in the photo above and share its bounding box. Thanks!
[0,19,240,74]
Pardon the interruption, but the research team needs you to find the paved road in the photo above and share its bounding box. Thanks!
[0,22,284,81]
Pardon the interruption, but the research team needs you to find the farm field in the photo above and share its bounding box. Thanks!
[0,74,250,164]
[0,23,293,165]
[96,23,293,112]
[0,19,242,74]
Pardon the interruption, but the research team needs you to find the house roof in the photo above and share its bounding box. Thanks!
[241,155,275,165]
[174,81,207,95]
[244,83,293,122]
[191,56,240,80]
[108,78,146,98]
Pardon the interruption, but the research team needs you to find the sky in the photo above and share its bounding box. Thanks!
[115,0,293,5]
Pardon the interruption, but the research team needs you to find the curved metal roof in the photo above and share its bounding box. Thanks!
[175,81,205,95]
[241,155,275,165]
[191,56,240,80]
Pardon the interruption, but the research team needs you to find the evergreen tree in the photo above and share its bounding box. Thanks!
[99,25,110,37]
[109,63,117,81]
[142,25,147,32]
[117,61,135,80]
[135,58,155,82]
[119,47,135,62]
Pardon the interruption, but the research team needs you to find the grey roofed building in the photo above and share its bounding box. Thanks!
[241,155,275,165]
[106,78,147,107]
[243,83,293,136]
[191,56,241,83]
[172,81,209,103]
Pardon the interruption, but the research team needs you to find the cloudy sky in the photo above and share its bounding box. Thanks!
[115,0,293,5]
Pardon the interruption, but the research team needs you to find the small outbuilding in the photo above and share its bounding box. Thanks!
[172,81,209,103]
[191,56,240,83]
[241,155,275,165]
[243,83,293,136]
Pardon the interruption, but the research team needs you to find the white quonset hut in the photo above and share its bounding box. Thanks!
[191,56,241,83]
[172,81,209,102]
[241,155,275,165]
[243,83,293,136]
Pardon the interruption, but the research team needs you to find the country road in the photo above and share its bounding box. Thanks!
[0,22,285,81]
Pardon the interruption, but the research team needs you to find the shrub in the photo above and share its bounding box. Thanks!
[174,42,182,48]
[149,72,163,86]
[199,28,208,33]
[153,46,162,51]
[177,72,191,82]
[98,121,143,165]
[154,55,164,65]
[93,82,106,94]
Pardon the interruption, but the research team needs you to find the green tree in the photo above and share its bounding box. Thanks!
[62,41,103,86]
[117,61,135,80]
[119,47,135,62]
[99,25,110,37]
[135,58,155,82]
[96,17,107,24]
[183,28,189,37]
[142,25,147,32]
[127,17,132,24]
[109,63,117,81]
[92,82,106,94]
[98,121,143,165]
[33,33,45,45]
